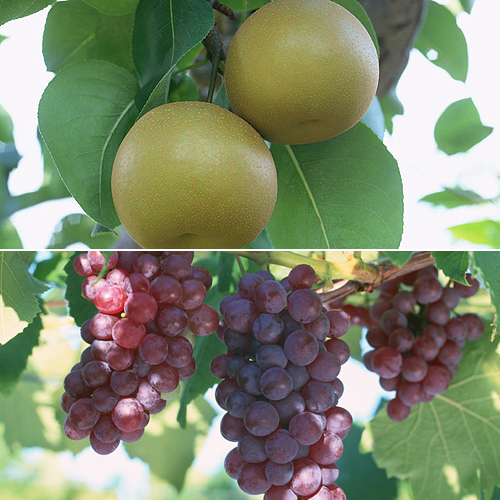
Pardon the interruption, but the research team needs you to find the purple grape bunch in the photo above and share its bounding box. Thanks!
[62,250,219,454]
[211,264,352,499]
[363,267,484,422]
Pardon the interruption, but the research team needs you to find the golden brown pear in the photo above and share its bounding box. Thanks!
[225,0,379,145]
[111,101,277,249]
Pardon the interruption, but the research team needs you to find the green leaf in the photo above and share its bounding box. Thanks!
[33,253,68,286]
[64,252,98,327]
[38,60,139,229]
[0,0,52,27]
[449,220,500,248]
[245,227,275,249]
[0,313,42,393]
[360,97,385,141]
[432,251,469,284]
[217,252,237,293]
[177,333,225,428]
[337,424,399,499]
[132,0,214,100]
[213,81,230,110]
[379,88,404,135]
[459,0,475,14]
[0,219,22,249]
[366,332,500,500]
[127,396,216,490]
[81,0,139,15]
[168,72,199,102]
[43,0,135,74]
[474,252,500,332]
[0,104,14,144]
[434,98,493,155]
[48,214,117,249]
[420,186,491,209]
[223,0,268,9]
[268,123,403,248]
[415,1,468,82]
[0,252,48,345]
[333,0,379,56]
[384,251,413,267]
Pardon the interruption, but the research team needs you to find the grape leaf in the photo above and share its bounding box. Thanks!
[420,187,491,209]
[449,220,500,248]
[81,0,139,15]
[132,0,214,111]
[384,251,413,267]
[33,253,68,286]
[38,60,139,229]
[415,1,468,82]
[379,88,404,135]
[127,396,216,490]
[0,252,48,344]
[217,252,237,294]
[0,0,52,27]
[434,98,493,155]
[64,252,98,327]
[432,251,469,285]
[0,313,42,393]
[42,0,135,74]
[214,81,230,110]
[0,219,22,249]
[365,332,500,500]
[246,227,275,249]
[223,0,269,9]
[0,104,14,143]
[459,0,475,13]
[474,252,500,333]
[268,123,404,249]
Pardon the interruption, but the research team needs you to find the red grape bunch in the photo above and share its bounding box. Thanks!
[62,250,219,454]
[363,268,484,422]
[211,264,352,499]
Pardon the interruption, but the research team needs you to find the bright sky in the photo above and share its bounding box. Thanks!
[0,0,499,249]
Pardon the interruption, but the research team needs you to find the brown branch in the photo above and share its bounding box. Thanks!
[319,251,435,304]
[207,0,236,20]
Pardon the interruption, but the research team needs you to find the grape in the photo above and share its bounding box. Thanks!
[73,253,95,277]
[82,275,107,302]
[265,461,294,486]
[90,313,119,341]
[286,363,311,392]
[363,350,375,372]
[178,279,207,310]
[422,365,452,395]
[80,346,94,365]
[210,354,230,379]
[61,392,77,414]
[254,280,288,314]
[148,398,167,414]
[281,312,304,335]
[289,411,324,446]
[307,351,341,381]
[82,360,111,389]
[252,313,285,344]
[148,362,179,393]
[69,398,100,430]
[116,251,142,272]
[271,391,306,426]
[220,413,247,442]
[414,275,443,304]
[462,313,484,340]
[413,334,439,361]
[132,353,151,377]
[121,428,145,443]
[445,318,467,343]
[226,355,248,378]
[237,433,267,463]
[371,346,403,378]
[264,485,298,500]
[320,464,340,486]
[237,363,263,396]
[244,401,280,436]
[215,378,240,409]
[388,327,414,353]
[135,378,161,411]
[157,306,188,337]
[393,291,416,314]
[80,319,95,344]
[380,374,401,391]
[427,300,450,325]
[226,390,257,418]
[324,406,352,440]
[91,339,113,362]
[304,312,330,341]
[150,275,182,307]
[422,324,447,348]
[224,327,252,354]
[191,265,213,290]
[290,458,322,496]
[123,272,151,295]
[112,318,146,349]
[331,378,344,399]
[219,294,240,315]
[287,289,322,323]
[106,343,134,371]
[398,380,422,407]
[124,292,158,324]
[256,345,288,370]
[369,298,392,322]
[223,299,260,333]
[441,287,460,309]
[63,370,92,399]
[106,267,129,287]
[284,330,319,366]
[133,253,160,278]
[328,485,347,500]
[438,340,462,366]
[309,431,343,465]
[90,432,121,455]
[111,397,145,432]
[138,334,168,365]
[224,447,247,479]
[88,251,118,272]
[453,274,480,298]
[95,285,127,315]
[187,304,219,336]
[64,416,92,440]
[94,414,121,443]
[237,273,264,301]
[238,462,272,495]
[92,385,120,413]
[365,326,389,348]
[387,397,411,422]
[288,264,316,290]
[302,380,337,412]
[265,428,299,464]
[380,309,408,334]
[260,367,293,400]
[161,255,192,281]
[165,336,193,367]
[401,355,428,382]
[324,338,350,365]
[110,369,139,396]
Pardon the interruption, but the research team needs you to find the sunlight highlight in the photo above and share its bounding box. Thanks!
[443,464,460,494]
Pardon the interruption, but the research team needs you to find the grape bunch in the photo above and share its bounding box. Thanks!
[61,250,219,454]
[363,268,484,422]
[211,264,352,499]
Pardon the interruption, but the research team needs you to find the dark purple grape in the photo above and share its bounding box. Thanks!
[157,306,188,337]
[307,351,341,381]
[324,338,350,365]
[111,397,145,432]
[252,314,285,344]
[256,345,288,370]
[309,431,343,465]
[393,291,416,314]
[325,406,352,439]
[94,414,121,443]
[414,275,443,304]
[265,428,299,464]
[238,462,271,495]
[226,390,256,418]
[302,380,337,412]
[380,309,408,334]
[223,299,260,333]
[288,411,324,446]
[237,433,267,463]
[150,275,182,307]
[284,330,319,366]
[461,313,484,340]
[226,355,248,378]
[371,346,403,378]
[244,401,280,437]
[224,447,247,479]
[187,304,220,336]
[254,280,288,314]
[147,362,179,393]
[288,264,316,290]
[287,289,322,323]
[237,273,264,301]
[265,461,294,486]
[69,398,100,430]
[387,397,411,422]
[401,355,428,382]
[177,279,207,310]
[224,327,252,354]
[289,458,322,496]
[220,413,247,442]
[260,367,293,400]
[237,363,263,396]
[110,369,139,396]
